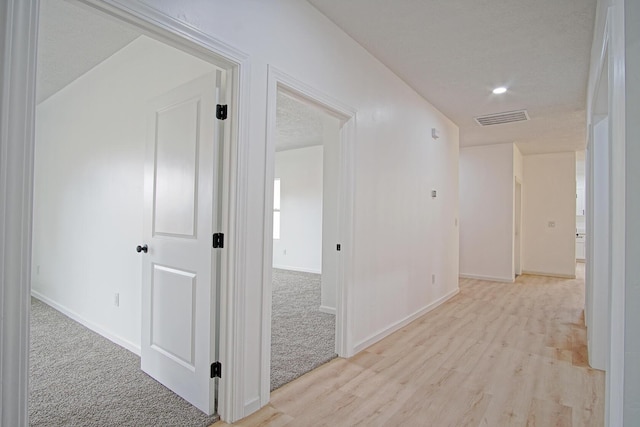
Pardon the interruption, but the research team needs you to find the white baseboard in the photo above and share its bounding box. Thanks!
[31,290,141,355]
[272,265,321,274]
[319,305,336,315]
[353,287,459,354]
[244,396,261,416]
[521,270,576,279]
[459,273,515,283]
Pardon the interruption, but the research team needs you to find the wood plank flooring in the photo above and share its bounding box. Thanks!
[213,264,604,426]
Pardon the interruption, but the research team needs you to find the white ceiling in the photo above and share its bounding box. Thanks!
[36,0,326,151]
[38,1,596,155]
[276,92,325,152]
[36,0,140,104]
[37,1,317,152]
[307,0,596,154]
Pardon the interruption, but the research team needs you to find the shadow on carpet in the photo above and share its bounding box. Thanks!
[271,269,336,391]
[29,298,218,427]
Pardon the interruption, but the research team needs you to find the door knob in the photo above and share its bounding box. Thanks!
[136,244,148,253]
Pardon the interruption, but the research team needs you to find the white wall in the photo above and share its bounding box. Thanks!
[31,36,216,353]
[272,145,324,273]
[320,115,340,313]
[137,0,459,417]
[522,152,576,277]
[459,143,515,282]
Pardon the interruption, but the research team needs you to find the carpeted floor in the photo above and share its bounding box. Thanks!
[270,269,336,391]
[29,297,219,427]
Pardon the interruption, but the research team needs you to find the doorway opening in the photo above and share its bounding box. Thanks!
[261,70,355,399]
[576,151,586,266]
[269,90,342,390]
[514,179,522,278]
[30,0,237,422]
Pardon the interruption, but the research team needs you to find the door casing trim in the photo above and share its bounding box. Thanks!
[261,65,357,406]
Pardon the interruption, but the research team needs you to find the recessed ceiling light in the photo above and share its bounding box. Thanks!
[492,86,507,94]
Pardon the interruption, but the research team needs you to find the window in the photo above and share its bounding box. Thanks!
[273,178,281,239]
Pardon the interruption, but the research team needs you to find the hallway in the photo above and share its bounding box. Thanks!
[216,265,604,426]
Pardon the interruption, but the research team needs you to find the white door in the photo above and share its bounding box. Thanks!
[140,71,223,415]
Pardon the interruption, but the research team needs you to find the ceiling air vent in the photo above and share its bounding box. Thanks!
[474,109,530,126]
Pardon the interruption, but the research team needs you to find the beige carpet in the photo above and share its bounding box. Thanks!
[29,297,219,427]
[270,269,336,391]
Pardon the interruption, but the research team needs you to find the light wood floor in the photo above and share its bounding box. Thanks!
[214,264,604,426]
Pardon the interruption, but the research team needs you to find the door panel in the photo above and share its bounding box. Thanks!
[153,99,200,237]
[142,71,221,415]
[151,264,196,368]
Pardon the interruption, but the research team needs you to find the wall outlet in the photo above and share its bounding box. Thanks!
[432,274,435,284]
[114,293,120,307]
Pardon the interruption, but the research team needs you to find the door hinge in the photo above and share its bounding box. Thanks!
[211,361,221,378]
[336,244,341,251]
[213,233,224,248]
[216,104,228,120]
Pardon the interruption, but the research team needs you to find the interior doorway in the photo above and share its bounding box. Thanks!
[30,0,236,421]
[261,70,355,400]
[269,90,342,390]
[514,179,522,277]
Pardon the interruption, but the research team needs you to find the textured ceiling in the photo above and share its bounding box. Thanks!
[307,0,596,154]
[276,92,325,152]
[36,0,323,153]
[38,0,596,154]
[36,0,140,104]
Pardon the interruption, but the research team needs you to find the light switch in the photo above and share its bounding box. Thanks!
[548,221,556,228]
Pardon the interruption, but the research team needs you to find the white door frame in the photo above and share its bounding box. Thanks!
[514,177,522,277]
[604,3,626,425]
[585,11,610,373]
[0,1,38,425]
[260,66,356,406]
[586,3,626,426]
[0,0,251,423]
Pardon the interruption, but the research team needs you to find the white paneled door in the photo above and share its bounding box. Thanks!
[141,71,223,415]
